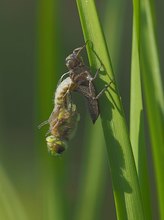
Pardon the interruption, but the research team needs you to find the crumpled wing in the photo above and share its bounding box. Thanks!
[75,84,99,123]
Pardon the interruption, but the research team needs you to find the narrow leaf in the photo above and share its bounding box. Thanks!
[75,120,107,220]
[0,165,28,220]
[36,0,64,219]
[76,0,145,219]
[140,0,164,218]
[130,0,152,219]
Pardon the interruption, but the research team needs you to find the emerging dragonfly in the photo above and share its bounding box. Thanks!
[40,78,80,156]
[40,43,110,156]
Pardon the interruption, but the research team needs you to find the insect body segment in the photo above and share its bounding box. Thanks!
[48,103,79,139]
[54,77,75,106]
[65,46,85,70]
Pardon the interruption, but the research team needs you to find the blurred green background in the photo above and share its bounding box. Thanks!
[0,0,163,219]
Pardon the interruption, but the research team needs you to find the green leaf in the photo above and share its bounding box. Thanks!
[76,0,145,219]
[140,0,164,219]
[0,165,28,220]
[36,0,64,219]
[103,0,127,74]
[75,120,107,220]
[130,0,152,219]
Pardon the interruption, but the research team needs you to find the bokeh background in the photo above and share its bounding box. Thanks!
[0,0,163,219]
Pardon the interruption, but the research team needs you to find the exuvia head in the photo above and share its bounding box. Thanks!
[65,44,87,70]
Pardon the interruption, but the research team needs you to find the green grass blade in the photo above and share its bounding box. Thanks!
[130,0,152,219]
[36,0,64,219]
[75,120,107,220]
[140,0,164,219]
[0,165,28,220]
[75,2,128,219]
[103,0,127,73]
[76,1,145,219]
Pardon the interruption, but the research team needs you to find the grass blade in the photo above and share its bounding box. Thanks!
[103,0,127,73]
[140,0,164,218]
[75,120,107,220]
[36,0,64,219]
[130,0,152,219]
[0,165,28,220]
[76,0,145,219]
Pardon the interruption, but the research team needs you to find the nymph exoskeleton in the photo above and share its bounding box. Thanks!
[62,43,110,123]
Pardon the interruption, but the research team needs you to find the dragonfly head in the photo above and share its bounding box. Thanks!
[46,135,67,156]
